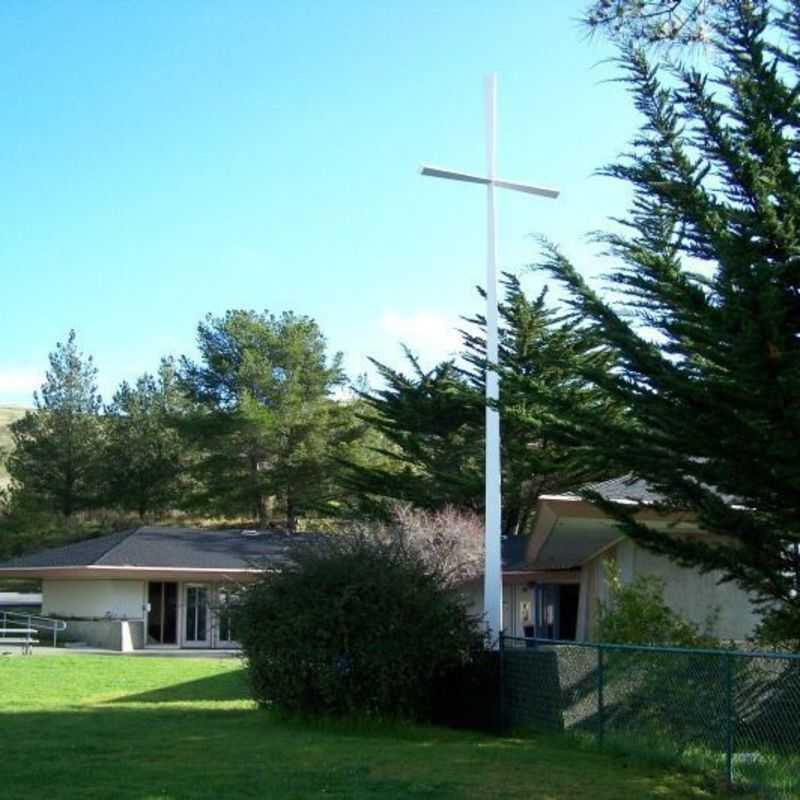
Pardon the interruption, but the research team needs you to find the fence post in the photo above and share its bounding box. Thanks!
[497,630,505,734]
[597,646,605,748]
[724,652,734,789]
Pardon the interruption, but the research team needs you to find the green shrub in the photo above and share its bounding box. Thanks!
[235,531,484,720]
[595,562,728,749]
[597,561,719,647]
[753,607,800,652]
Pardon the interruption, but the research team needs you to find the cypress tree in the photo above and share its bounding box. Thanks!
[540,1,800,639]
[349,353,483,517]
[350,275,614,534]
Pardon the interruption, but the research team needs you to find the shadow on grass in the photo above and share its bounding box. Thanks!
[101,670,472,745]
[0,705,728,800]
[106,669,250,704]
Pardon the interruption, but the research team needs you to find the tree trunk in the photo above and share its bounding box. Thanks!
[63,469,74,518]
[257,494,275,529]
[286,489,297,533]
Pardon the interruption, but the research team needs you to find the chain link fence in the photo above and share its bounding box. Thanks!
[500,635,800,798]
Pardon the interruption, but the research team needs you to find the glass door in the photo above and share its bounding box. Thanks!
[147,582,178,646]
[215,586,239,647]
[183,584,209,646]
[533,584,560,640]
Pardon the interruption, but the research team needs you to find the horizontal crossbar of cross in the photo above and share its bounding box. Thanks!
[419,164,559,199]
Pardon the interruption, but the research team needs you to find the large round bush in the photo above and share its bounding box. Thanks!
[235,532,484,720]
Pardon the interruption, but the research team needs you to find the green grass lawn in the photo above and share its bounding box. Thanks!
[0,655,751,800]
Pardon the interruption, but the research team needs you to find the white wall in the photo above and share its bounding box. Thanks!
[42,579,146,620]
[460,580,533,638]
[627,542,759,641]
[581,541,759,642]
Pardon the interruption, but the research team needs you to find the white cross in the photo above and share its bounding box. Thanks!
[420,74,559,645]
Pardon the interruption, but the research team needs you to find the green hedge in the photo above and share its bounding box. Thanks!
[235,532,485,721]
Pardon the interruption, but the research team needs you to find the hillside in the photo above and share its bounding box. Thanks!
[0,406,28,487]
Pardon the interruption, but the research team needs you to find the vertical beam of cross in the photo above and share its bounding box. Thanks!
[420,74,559,645]
[483,74,502,649]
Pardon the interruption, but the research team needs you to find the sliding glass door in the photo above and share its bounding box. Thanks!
[215,586,239,647]
[183,584,210,646]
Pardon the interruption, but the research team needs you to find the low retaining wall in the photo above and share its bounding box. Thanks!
[63,619,145,652]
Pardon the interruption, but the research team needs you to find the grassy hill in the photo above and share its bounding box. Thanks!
[0,405,28,487]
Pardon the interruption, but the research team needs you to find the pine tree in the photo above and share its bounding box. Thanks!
[540,1,800,639]
[8,331,104,517]
[104,358,185,517]
[179,310,349,529]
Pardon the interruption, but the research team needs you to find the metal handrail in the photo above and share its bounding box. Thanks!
[0,611,67,648]
[0,626,37,655]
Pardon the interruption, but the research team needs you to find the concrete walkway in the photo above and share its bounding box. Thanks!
[1,645,241,658]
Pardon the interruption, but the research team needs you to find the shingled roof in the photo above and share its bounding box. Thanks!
[574,475,664,504]
[0,527,317,571]
[571,474,737,507]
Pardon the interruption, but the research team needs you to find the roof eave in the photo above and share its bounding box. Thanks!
[0,565,271,580]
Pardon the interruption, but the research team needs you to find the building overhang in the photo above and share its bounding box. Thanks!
[0,565,268,582]
[461,568,581,588]
[503,569,581,584]
[528,495,701,570]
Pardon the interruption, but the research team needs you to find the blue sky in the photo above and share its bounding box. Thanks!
[0,1,637,405]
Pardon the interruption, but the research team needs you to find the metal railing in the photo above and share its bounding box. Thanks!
[0,611,67,648]
[499,634,800,798]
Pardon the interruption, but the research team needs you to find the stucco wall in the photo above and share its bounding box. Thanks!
[42,579,146,620]
[582,541,759,641]
[64,619,145,651]
[577,552,611,640]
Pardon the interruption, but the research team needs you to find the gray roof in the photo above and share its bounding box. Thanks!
[0,527,317,571]
[572,475,664,504]
[501,535,533,572]
[574,474,736,507]
[1,526,543,576]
